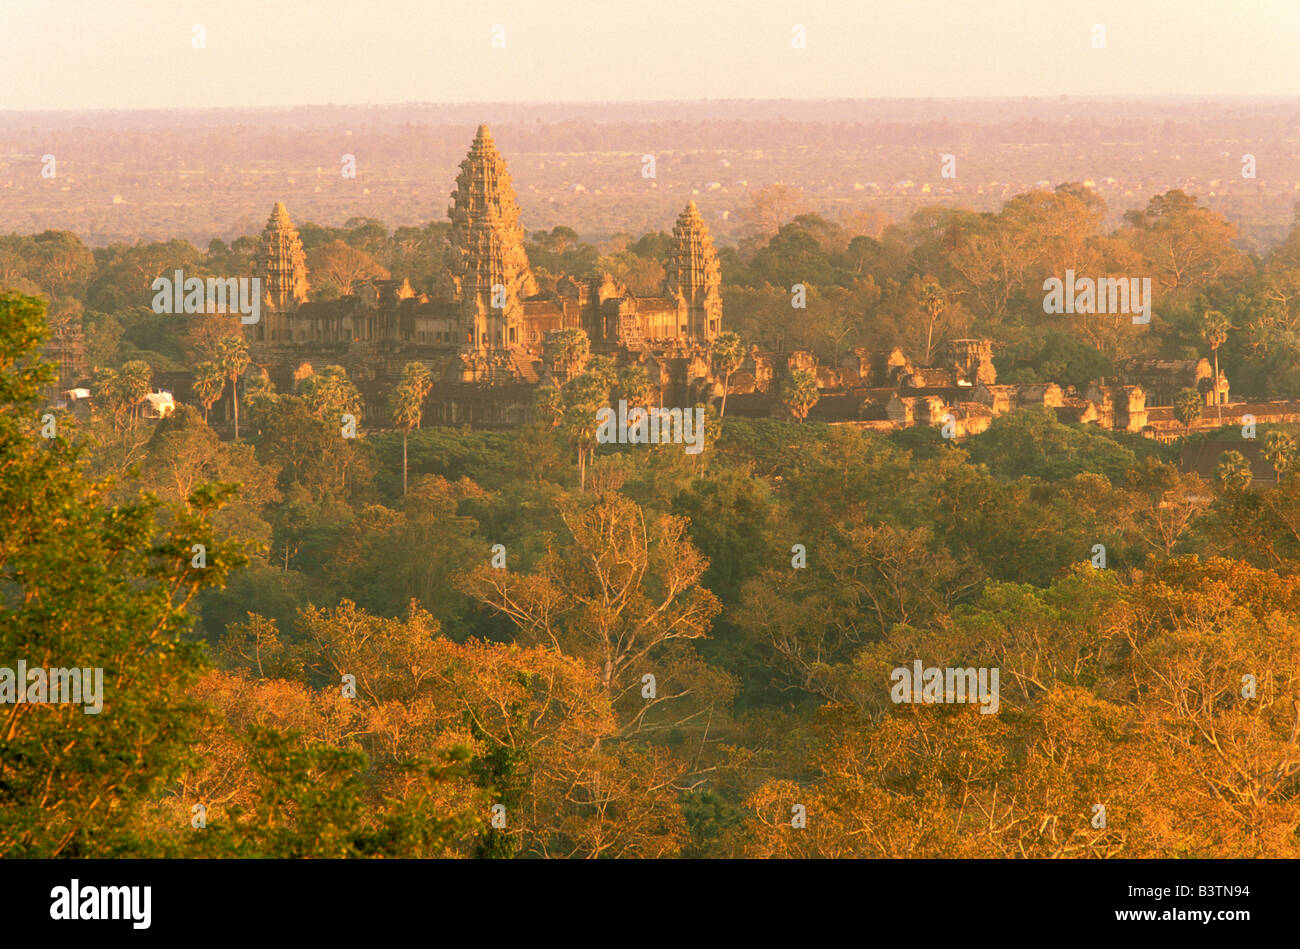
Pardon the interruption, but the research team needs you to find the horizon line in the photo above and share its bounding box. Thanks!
[6,93,1300,118]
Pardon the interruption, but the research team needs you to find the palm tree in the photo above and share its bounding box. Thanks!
[1200,309,1231,419]
[710,331,745,418]
[532,382,562,428]
[401,361,433,423]
[192,361,225,423]
[391,362,433,495]
[561,370,606,491]
[616,364,656,408]
[93,367,128,430]
[780,369,820,423]
[542,328,590,384]
[1215,450,1253,492]
[119,360,153,424]
[1172,387,1202,431]
[1172,387,1203,465]
[1261,430,1296,483]
[918,279,946,365]
[215,335,251,439]
[298,364,362,423]
[390,384,423,496]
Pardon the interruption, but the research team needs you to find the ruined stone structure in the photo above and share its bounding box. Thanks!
[247,126,723,426]
[723,336,1163,438]
[238,124,1251,442]
[1117,357,1229,407]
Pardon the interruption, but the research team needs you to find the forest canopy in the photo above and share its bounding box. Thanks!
[5,179,1300,857]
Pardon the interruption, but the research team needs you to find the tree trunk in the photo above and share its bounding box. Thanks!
[402,430,409,496]
[1213,348,1221,420]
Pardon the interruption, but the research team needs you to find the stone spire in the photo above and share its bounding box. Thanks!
[257,201,309,311]
[448,125,538,350]
[667,201,722,340]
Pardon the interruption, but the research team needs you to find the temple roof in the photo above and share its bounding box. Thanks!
[266,201,295,231]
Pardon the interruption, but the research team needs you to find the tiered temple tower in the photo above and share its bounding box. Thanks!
[666,201,722,341]
[447,125,538,350]
[255,201,309,341]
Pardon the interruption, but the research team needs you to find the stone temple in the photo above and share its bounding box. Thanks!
[238,124,1262,443]
[247,125,724,426]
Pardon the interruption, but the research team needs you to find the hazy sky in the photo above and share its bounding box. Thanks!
[2,0,1298,110]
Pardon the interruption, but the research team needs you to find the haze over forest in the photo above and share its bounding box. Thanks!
[4,97,1298,251]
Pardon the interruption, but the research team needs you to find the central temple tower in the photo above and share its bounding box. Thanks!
[666,201,722,340]
[447,125,538,350]
[255,201,309,342]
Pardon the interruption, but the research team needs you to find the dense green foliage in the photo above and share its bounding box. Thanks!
[7,181,1300,856]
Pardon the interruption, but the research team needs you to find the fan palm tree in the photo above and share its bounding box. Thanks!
[1200,309,1231,419]
[215,335,251,439]
[119,360,153,424]
[1215,450,1253,492]
[1262,430,1296,483]
[918,279,947,365]
[92,367,128,430]
[709,331,746,418]
[297,364,362,423]
[390,383,423,496]
[401,361,433,421]
[616,364,656,408]
[561,370,607,491]
[780,369,819,423]
[192,361,225,424]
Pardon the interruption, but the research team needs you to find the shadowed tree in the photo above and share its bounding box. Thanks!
[1172,387,1202,462]
[1215,450,1253,493]
[216,335,251,439]
[709,331,745,418]
[560,370,608,492]
[780,369,819,423]
[192,361,225,423]
[615,364,657,408]
[1262,430,1297,483]
[542,328,590,384]
[120,359,153,424]
[390,362,431,496]
[1201,308,1231,419]
[92,366,130,430]
[918,279,947,365]
[296,364,363,427]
